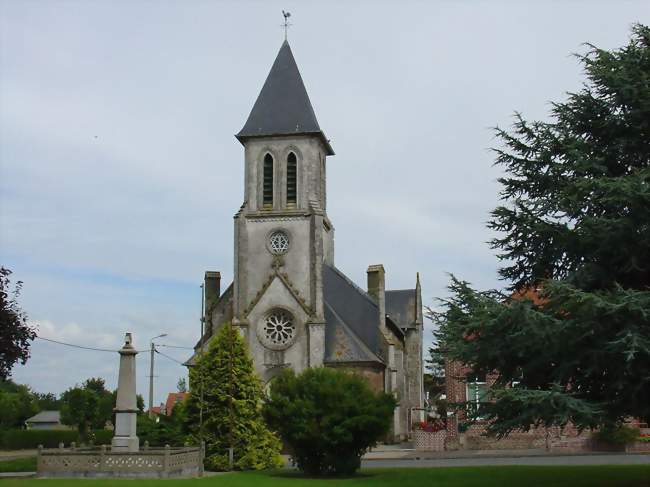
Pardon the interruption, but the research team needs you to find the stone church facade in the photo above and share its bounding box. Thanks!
[190,40,424,441]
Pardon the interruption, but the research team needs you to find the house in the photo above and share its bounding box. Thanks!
[25,411,69,430]
[164,392,188,416]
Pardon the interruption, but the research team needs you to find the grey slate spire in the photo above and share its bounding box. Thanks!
[236,40,334,155]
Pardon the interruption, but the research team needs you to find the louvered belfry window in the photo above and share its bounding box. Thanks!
[287,152,297,206]
[263,153,274,208]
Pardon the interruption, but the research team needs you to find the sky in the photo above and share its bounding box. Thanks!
[1,0,648,406]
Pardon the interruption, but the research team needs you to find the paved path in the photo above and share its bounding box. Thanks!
[0,472,34,478]
[362,453,650,469]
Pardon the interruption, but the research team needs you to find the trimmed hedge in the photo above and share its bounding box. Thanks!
[91,429,113,445]
[0,429,113,449]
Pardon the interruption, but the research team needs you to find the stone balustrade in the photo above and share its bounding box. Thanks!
[37,443,204,478]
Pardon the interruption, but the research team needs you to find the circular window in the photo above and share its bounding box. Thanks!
[268,231,290,255]
[260,310,296,349]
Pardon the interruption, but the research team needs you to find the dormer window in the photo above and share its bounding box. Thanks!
[263,153,274,208]
[287,152,297,207]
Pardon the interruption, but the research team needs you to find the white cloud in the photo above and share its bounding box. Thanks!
[2,0,646,400]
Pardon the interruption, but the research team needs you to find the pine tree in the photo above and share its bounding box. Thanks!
[185,323,282,471]
[436,24,650,435]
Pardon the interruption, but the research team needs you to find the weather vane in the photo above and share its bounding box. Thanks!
[282,10,292,41]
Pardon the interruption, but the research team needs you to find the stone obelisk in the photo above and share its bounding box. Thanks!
[112,333,139,452]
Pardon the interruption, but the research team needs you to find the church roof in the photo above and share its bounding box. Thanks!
[323,264,386,364]
[236,40,334,155]
[324,302,384,364]
[386,289,418,329]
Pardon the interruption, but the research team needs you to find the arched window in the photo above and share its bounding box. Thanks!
[263,153,274,208]
[286,152,297,206]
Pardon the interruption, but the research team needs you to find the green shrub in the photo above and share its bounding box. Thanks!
[137,412,187,447]
[0,457,37,473]
[185,324,282,471]
[90,429,113,445]
[593,425,640,445]
[263,367,396,476]
[0,429,79,449]
[0,428,114,449]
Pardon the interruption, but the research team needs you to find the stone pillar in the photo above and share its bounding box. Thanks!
[112,333,139,452]
[308,321,325,367]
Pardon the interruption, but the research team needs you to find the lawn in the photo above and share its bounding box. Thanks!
[0,457,36,473]
[0,466,649,486]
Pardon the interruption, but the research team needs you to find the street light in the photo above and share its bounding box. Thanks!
[148,333,168,419]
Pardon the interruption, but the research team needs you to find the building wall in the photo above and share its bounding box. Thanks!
[444,358,596,451]
[326,363,385,393]
[232,135,331,384]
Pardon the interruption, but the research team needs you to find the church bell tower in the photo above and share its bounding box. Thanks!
[232,41,335,383]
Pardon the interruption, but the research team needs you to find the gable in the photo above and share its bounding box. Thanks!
[386,289,417,329]
[322,264,385,363]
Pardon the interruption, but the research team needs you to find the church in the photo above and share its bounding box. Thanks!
[190,40,424,441]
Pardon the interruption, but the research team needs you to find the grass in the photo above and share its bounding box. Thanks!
[0,456,36,473]
[0,466,648,486]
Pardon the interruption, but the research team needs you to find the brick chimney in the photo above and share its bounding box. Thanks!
[367,264,387,336]
[204,271,221,312]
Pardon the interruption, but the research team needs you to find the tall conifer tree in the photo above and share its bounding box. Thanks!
[436,24,650,435]
[186,323,282,470]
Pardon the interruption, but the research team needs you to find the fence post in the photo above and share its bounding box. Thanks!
[71,442,76,452]
[37,445,43,476]
[199,441,205,477]
[163,444,170,478]
[144,440,149,451]
[99,444,106,472]
[58,442,64,451]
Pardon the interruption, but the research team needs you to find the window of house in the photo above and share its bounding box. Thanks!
[286,152,297,206]
[466,376,488,420]
[263,153,274,208]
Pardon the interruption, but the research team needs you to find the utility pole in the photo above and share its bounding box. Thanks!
[148,333,167,419]
[148,342,155,419]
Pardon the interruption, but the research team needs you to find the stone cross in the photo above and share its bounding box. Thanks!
[111,332,139,452]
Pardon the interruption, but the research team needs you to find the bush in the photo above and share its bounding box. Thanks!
[137,411,187,447]
[263,367,396,476]
[593,425,641,446]
[90,429,113,445]
[0,429,79,449]
[0,429,114,449]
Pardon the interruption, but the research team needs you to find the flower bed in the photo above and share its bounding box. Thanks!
[413,421,447,451]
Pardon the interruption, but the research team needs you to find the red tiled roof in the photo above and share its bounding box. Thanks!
[165,392,189,415]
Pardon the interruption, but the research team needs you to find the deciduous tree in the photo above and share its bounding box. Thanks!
[0,268,36,379]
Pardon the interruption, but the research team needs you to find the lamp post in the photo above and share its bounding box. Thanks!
[148,333,167,419]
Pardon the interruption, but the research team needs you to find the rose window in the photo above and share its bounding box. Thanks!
[268,231,290,254]
[262,310,295,347]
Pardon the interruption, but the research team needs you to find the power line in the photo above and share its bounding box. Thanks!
[36,336,193,357]
[36,336,118,353]
[155,349,186,366]
[158,344,194,350]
